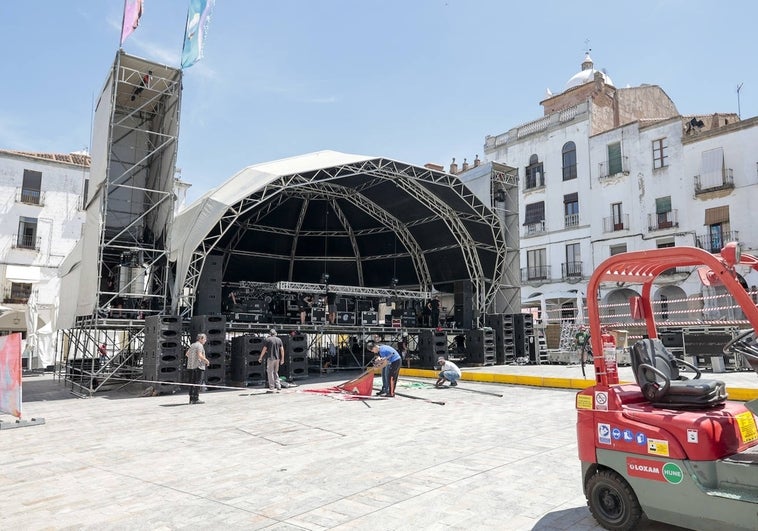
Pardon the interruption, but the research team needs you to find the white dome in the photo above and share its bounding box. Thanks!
[564,53,614,90]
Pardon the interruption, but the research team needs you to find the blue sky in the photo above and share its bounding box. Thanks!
[2,1,756,203]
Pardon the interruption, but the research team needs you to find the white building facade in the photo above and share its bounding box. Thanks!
[482,54,758,330]
[0,150,90,364]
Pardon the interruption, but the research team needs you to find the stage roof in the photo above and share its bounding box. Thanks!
[171,150,506,310]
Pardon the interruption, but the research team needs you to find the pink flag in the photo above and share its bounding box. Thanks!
[0,333,22,418]
[120,0,144,46]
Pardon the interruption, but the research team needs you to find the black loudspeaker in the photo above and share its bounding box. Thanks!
[485,314,510,364]
[465,329,496,365]
[281,333,308,380]
[230,334,265,386]
[512,313,534,361]
[418,329,447,367]
[190,315,227,387]
[195,255,223,315]
[454,280,474,329]
[143,315,183,391]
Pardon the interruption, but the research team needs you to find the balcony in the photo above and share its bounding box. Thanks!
[696,230,740,253]
[598,157,629,179]
[564,213,580,228]
[523,220,546,237]
[2,287,30,304]
[694,169,734,194]
[521,265,551,283]
[16,187,45,206]
[648,210,679,231]
[562,261,583,280]
[12,234,41,251]
[602,214,630,233]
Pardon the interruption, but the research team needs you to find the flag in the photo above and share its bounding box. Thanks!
[181,0,215,69]
[120,0,144,46]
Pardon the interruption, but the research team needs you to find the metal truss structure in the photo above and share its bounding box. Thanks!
[178,157,510,327]
[60,52,182,395]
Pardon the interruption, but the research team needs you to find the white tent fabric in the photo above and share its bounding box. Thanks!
[170,150,374,298]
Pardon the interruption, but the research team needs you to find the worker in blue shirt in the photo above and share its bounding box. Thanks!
[369,342,402,397]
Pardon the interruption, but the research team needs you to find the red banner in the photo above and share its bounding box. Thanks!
[0,333,22,418]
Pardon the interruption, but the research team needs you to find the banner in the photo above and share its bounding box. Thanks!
[120,0,144,46]
[0,333,22,418]
[181,0,216,69]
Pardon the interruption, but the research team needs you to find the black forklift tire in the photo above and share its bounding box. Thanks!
[586,469,643,531]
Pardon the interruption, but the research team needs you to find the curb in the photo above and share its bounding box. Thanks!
[399,368,758,400]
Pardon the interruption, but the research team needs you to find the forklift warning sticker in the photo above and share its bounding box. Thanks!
[576,394,593,410]
[627,458,683,484]
[735,411,758,443]
[594,391,608,411]
[647,438,670,457]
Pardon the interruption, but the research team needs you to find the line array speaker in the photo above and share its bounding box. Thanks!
[464,329,496,366]
[143,315,183,392]
[195,254,223,315]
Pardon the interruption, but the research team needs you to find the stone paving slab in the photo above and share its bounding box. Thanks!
[0,368,731,530]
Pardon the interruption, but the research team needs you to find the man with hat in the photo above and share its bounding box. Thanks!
[435,356,461,387]
[259,329,285,393]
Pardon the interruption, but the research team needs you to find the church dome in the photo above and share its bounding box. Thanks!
[565,53,614,90]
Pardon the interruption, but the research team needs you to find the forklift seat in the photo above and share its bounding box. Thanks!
[630,339,727,408]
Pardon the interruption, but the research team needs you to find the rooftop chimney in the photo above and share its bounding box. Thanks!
[474,154,480,167]
[461,158,469,172]
[449,157,458,175]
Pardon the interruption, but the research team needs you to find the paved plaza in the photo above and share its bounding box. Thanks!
[2,363,755,530]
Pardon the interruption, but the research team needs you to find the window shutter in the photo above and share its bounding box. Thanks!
[655,197,671,214]
[704,206,729,225]
[524,201,545,225]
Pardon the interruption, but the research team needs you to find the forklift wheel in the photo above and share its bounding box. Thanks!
[586,469,643,531]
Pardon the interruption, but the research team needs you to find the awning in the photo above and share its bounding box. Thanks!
[704,205,729,225]
[5,265,41,283]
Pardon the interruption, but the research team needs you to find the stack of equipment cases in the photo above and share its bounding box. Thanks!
[190,315,227,388]
[465,328,496,365]
[418,329,447,367]
[230,334,265,386]
[282,332,309,380]
[143,315,183,393]
[485,314,516,364]
[512,313,534,362]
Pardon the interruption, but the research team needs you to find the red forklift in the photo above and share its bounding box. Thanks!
[576,242,758,530]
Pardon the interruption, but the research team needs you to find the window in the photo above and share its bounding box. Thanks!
[702,206,730,252]
[607,142,622,175]
[523,201,545,234]
[655,196,672,228]
[611,202,624,231]
[527,248,547,280]
[565,243,581,277]
[652,138,668,169]
[21,169,42,205]
[610,244,627,256]
[17,216,38,250]
[659,294,669,320]
[81,178,90,210]
[562,142,577,181]
[524,154,544,190]
[8,282,32,303]
[564,193,579,227]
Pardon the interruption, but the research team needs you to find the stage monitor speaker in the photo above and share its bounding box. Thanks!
[454,280,474,329]
[195,255,223,315]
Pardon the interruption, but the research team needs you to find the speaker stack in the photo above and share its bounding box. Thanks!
[512,313,534,362]
[418,329,447,367]
[485,314,515,364]
[465,328,496,365]
[190,314,227,388]
[282,332,309,380]
[230,334,265,386]
[194,255,223,316]
[143,315,183,392]
[454,280,474,329]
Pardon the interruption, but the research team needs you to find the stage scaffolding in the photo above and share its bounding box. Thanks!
[59,51,182,396]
